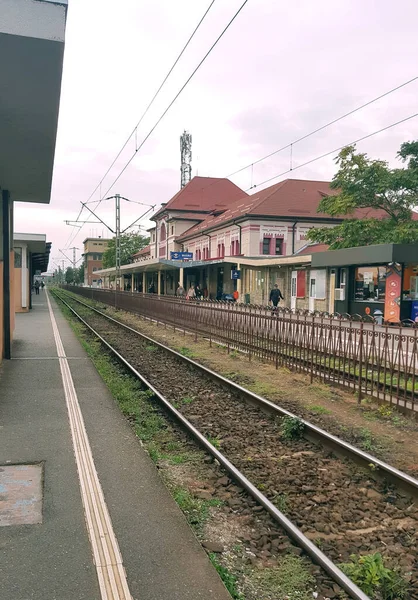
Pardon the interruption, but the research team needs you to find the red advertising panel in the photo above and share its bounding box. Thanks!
[297,270,306,298]
[384,265,402,323]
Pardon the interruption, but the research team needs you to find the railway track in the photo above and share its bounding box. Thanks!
[54,289,418,600]
[64,286,418,413]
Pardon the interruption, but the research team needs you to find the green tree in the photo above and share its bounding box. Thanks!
[65,266,74,284]
[77,264,84,284]
[102,232,150,268]
[308,141,418,249]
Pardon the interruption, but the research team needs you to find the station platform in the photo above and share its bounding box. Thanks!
[0,291,231,600]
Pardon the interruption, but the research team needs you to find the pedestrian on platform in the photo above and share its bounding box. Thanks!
[233,289,239,302]
[176,283,185,297]
[195,284,202,300]
[269,283,283,314]
[34,280,40,295]
[41,281,45,290]
[186,285,195,301]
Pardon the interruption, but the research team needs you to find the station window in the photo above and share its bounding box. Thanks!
[262,237,270,255]
[14,247,22,268]
[160,223,166,242]
[354,266,386,301]
[275,238,283,255]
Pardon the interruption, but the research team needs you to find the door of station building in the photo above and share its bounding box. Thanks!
[291,271,297,311]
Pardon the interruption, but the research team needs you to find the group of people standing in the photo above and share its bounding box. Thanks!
[176,283,205,300]
[33,280,45,295]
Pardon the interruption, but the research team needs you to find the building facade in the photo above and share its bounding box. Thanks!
[83,237,110,286]
[13,233,50,313]
[96,176,397,311]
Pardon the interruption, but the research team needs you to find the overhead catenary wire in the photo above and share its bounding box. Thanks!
[99,0,250,201]
[64,0,217,247]
[226,75,418,178]
[86,0,217,209]
[247,111,418,190]
[98,74,416,207]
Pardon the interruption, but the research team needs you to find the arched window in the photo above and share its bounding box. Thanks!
[160,223,166,242]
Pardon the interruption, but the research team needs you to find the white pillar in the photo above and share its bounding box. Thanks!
[157,271,162,295]
[131,273,134,291]
[21,243,28,308]
[179,267,184,287]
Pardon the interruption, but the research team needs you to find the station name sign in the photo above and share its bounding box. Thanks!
[170,251,193,260]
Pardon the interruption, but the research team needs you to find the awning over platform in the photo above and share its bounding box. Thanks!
[14,233,51,273]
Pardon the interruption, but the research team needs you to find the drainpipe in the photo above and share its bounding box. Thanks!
[2,189,11,359]
[292,221,298,255]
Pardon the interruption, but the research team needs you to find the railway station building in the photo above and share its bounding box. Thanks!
[96,176,386,311]
[0,0,67,359]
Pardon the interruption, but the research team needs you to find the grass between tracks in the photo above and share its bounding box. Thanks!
[53,289,320,600]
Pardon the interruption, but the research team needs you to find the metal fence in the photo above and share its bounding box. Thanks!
[64,286,418,414]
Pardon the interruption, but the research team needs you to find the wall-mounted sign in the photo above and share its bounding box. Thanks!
[231,269,241,280]
[170,251,193,260]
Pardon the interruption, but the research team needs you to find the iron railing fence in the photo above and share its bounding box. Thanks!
[62,286,418,414]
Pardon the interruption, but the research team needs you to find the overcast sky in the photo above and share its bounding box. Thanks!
[14,0,418,271]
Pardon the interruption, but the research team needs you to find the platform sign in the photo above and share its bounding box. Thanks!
[231,269,241,280]
[170,251,193,260]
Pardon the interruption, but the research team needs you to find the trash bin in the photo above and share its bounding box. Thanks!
[373,309,383,325]
[245,293,250,304]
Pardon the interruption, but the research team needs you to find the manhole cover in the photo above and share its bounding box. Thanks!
[0,463,43,526]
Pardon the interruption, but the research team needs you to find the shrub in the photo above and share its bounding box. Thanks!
[280,416,305,440]
[339,553,408,599]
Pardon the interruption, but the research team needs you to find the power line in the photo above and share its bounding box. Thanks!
[247,111,418,190]
[227,76,418,178]
[64,1,217,247]
[86,0,217,210]
[99,0,250,200]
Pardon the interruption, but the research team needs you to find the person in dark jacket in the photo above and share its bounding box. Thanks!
[269,283,284,313]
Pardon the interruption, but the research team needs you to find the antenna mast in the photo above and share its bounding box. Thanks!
[180,130,192,189]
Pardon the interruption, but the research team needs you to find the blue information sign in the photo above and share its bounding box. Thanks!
[231,269,241,280]
[170,251,193,260]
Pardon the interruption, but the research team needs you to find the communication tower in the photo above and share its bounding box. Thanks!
[180,130,192,188]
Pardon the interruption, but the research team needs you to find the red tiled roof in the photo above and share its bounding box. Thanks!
[132,245,150,258]
[152,176,247,219]
[177,179,418,241]
[297,243,329,255]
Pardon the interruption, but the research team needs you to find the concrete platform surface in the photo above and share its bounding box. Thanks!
[0,291,231,600]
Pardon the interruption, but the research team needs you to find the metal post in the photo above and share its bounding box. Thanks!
[115,193,121,308]
[2,190,11,359]
[358,320,364,403]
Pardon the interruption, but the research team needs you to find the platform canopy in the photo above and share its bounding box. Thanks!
[0,0,67,203]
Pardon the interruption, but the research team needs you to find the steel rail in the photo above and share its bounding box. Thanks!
[54,290,370,600]
[56,289,418,500]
